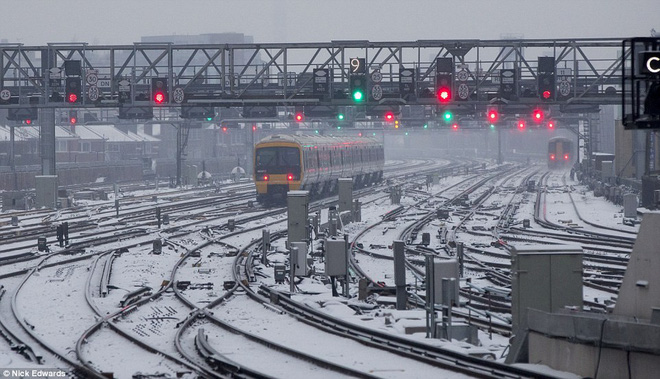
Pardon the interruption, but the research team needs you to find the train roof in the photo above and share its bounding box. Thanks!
[548,136,573,143]
[256,133,382,148]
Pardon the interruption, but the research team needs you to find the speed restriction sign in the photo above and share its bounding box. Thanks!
[457,83,470,100]
[172,87,185,104]
[87,86,99,101]
[0,89,10,101]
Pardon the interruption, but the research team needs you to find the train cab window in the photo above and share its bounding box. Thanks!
[255,147,300,174]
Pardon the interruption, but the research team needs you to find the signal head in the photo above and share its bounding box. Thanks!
[487,109,499,123]
[352,89,364,102]
[532,109,544,122]
[437,88,451,103]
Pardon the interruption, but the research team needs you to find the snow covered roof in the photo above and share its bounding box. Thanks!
[0,124,160,142]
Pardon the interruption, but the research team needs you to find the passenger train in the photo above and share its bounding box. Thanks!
[254,134,384,203]
[548,137,574,169]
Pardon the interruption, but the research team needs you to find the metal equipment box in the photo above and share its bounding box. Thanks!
[35,175,58,209]
[287,191,309,246]
[510,244,583,336]
[325,238,347,277]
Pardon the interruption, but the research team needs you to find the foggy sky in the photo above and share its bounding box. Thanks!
[1,0,658,46]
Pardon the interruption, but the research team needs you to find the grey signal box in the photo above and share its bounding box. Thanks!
[290,241,308,276]
[287,191,309,246]
[510,244,583,337]
[325,238,347,277]
[433,259,460,304]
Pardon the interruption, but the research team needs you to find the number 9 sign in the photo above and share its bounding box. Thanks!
[350,58,366,74]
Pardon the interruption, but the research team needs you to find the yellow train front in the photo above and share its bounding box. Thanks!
[254,134,384,204]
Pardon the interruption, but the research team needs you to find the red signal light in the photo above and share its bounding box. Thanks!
[70,117,77,125]
[287,174,294,181]
[252,125,257,131]
[564,154,569,160]
[385,112,394,121]
[68,93,78,103]
[25,119,32,125]
[221,126,228,132]
[295,113,304,122]
[548,121,555,129]
[487,109,499,123]
[451,123,459,130]
[533,109,544,122]
[518,120,526,130]
[154,92,165,104]
[542,90,551,99]
[438,88,451,102]
[263,174,269,181]
[550,154,556,160]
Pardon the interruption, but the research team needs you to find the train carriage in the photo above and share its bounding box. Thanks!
[254,134,384,204]
[548,137,574,169]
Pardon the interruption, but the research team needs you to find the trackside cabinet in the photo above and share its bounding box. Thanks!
[510,244,583,337]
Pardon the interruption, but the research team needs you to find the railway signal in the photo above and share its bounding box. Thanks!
[151,78,168,105]
[487,108,499,123]
[538,57,555,101]
[65,77,81,103]
[435,57,454,104]
[436,74,452,103]
[69,110,78,125]
[532,109,544,123]
[442,110,453,123]
[350,75,366,102]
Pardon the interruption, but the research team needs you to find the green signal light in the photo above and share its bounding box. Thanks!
[206,117,213,121]
[337,126,342,130]
[423,124,428,129]
[443,111,453,122]
[315,130,319,134]
[405,132,409,136]
[338,113,345,120]
[372,132,376,136]
[352,90,364,102]
[490,124,495,129]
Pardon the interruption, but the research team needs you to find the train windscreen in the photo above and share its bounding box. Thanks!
[256,147,300,174]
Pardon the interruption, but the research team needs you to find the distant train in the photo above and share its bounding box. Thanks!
[254,134,384,203]
[548,137,573,169]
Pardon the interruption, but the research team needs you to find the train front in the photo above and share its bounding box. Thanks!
[254,140,303,203]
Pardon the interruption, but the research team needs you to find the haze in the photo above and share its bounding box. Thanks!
[1,0,658,45]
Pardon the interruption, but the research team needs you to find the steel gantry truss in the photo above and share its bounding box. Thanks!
[0,38,628,114]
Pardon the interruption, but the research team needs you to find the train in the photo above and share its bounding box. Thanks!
[548,137,574,169]
[254,134,384,203]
